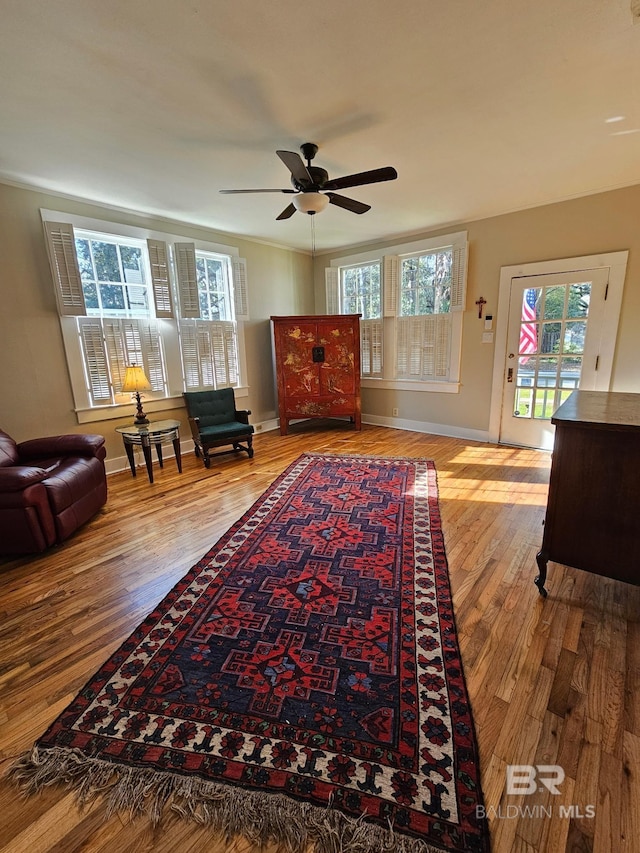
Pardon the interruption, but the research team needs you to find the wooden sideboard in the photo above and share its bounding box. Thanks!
[271,314,362,436]
[535,390,640,596]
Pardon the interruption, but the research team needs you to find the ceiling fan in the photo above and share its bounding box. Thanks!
[220,142,398,220]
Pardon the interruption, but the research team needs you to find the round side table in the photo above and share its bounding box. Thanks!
[116,419,182,484]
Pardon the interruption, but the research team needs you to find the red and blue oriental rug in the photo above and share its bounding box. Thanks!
[12,453,489,853]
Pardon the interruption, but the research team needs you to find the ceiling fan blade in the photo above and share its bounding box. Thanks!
[220,188,296,194]
[276,203,297,220]
[326,193,371,214]
[276,150,313,184]
[323,166,398,192]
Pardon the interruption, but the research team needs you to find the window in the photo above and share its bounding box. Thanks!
[196,253,231,320]
[173,243,246,390]
[76,233,150,315]
[400,251,452,316]
[341,263,381,317]
[396,248,454,382]
[42,213,249,422]
[337,262,382,377]
[327,232,468,391]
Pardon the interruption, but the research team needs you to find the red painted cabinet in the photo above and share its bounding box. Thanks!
[271,314,362,436]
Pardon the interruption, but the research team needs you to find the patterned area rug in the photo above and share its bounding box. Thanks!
[12,453,489,853]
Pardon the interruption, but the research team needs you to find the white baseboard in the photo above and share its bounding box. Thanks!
[105,416,491,475]
[252,418,280,435]
[361,414,491,444]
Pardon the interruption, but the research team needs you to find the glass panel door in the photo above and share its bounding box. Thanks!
[500,269,608,449]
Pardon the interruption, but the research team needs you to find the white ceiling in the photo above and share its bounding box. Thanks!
[2,0,640,253]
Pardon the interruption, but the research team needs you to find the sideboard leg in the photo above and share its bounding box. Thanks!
[535,551,548,597]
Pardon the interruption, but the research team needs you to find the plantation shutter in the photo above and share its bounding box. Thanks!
[86,319,166,403]
[325,267,339,314]
[43,221,87,316]
[197,324,215,387]
[180,320,238,389]
[180,322,200,389]
[174,242,200,318]
[232,257,249,320]
[396,315,452,381]
[211,321,239,387]
[383,255,399,317]
[361,319,383,377]
[140,321,166,392]
[450,244,468,312]
[146,239,174,318]
[78,318,111,404]
[422,317,437,377]
[434,314,452,376]
[103,319,130,392]
[119,319,165,392]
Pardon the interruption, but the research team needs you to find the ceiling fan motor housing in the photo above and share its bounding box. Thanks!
[291,166,329,192]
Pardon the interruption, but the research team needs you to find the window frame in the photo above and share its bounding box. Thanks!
[42,209,249,423]
[328,231,468,393]
[74,229,152,317]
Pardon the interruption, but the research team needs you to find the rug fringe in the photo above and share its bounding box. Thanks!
[9,747,446,853]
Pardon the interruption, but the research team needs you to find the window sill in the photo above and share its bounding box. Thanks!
[361,378,460,394]
[75,386,249,424]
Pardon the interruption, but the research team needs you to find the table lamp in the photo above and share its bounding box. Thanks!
[122,364,152,425]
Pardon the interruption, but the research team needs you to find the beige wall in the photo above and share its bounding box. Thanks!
[0,182,313,461]
[2,180,639,462]
[314,184,640,434]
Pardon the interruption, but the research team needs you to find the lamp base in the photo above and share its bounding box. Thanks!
[133,390,149,425]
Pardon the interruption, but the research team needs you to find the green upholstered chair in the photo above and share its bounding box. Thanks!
[183,388,254,468]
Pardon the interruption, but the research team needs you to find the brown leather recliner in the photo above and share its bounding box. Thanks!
[0,429,107,555]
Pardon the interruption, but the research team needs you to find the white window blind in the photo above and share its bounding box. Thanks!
[383,255,399,317]
[180,320,238,389]
[44,222,87,316]
[325,267,340,314]
[174,242,200,318]
[451,245,468,312]
[78,318,165,406]
[361,319,383,377]
[78,318,111,404]
[232,257,250,320]
[146,239,174,318]
[396,314,452,380]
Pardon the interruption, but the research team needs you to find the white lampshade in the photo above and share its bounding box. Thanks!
[293,192,330,215]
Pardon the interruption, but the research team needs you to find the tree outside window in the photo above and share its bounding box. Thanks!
[75,234,149,314]
[341,263,381,319]
[400,250,452,316]
[196,255,231,321]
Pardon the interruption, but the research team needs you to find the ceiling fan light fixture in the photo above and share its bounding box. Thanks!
[293,192,329,215]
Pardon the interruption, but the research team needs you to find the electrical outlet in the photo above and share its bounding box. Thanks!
[392,408,399,417]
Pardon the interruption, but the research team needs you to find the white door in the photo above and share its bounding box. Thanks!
[499,268,610,450]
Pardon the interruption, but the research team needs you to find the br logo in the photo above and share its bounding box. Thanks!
[506,765,565,795]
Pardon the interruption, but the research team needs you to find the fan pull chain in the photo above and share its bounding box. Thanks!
[310,215,316,257]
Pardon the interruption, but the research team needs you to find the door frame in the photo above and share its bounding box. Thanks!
[488,250,629,445]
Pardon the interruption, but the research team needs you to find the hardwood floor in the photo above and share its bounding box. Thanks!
[1,423,638,853]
